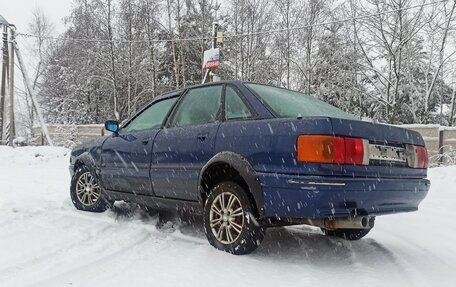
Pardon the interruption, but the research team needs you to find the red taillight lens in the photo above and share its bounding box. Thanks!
[297,135,368,165]
[417,146,428,168]
[344,137,366,165]
[406,144,428,169]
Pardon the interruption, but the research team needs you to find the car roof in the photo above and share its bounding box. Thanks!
[151,80,245,102]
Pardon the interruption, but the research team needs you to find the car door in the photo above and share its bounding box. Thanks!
[100,96,179,195]
[151,85,223,201]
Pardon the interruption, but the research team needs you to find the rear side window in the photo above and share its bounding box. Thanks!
[122,97,178,133]
[225,86,252,120]
[246,83,355,120]
[170,85,223,127]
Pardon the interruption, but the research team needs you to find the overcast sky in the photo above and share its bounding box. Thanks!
[1,1,73,134]
[1,0,72,34]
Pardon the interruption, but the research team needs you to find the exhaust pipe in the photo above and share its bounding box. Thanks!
[296,216,375,230]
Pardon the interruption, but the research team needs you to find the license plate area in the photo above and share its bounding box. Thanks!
[368,144,407,163]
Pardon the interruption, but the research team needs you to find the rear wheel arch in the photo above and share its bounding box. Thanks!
[199,151,264,218]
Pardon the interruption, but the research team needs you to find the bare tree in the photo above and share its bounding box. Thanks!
[424,0,456,118]
[22,7,54,137]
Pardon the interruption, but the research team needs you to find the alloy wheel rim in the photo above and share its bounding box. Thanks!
[209,191,244,244]
[76,172,101,206]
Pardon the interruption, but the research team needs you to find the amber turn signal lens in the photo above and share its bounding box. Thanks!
[297,135,340,163]
[297,135,368,165]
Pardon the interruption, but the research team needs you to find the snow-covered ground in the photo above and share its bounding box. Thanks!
[0,146,455,287]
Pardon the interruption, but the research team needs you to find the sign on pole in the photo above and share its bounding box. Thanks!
[203,48,221,69]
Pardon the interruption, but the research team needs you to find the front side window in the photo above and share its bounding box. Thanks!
[225,86,253,120]
[170,85,223,127]
[122,97,178,133]
[246,83,355,120]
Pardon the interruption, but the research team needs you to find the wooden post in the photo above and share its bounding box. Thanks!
[450,84,455,127]
[438,129,444,164]
[0,25,8,144]
[8,28,15,145]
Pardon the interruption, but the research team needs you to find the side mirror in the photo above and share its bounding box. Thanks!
[104,120,119,133]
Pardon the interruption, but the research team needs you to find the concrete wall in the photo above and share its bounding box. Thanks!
[32,124,108,147]
[401,125,456,164]
[32,123,456,164]
[400,125,441,159]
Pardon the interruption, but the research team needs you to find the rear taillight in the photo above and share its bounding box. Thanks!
[418,146,429,168]
[297,135,369,165]
[406,145,428,169]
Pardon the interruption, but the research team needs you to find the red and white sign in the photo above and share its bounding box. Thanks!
[203,48,221,69]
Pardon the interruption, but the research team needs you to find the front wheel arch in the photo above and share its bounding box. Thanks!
[72,152,101,184]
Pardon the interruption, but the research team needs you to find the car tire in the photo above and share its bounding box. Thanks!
[203,181,265,255]
[321,228,371,240]
[70,165,112,212]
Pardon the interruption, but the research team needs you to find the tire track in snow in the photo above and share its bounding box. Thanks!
[375,223,449,265]
[372,226,454,285]
[1,206,210,287]
[277,226,419,286]
[27,228,173,287]
[281,225,413,281]
[0,222,113,280]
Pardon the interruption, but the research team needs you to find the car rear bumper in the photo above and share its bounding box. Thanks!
[258,172,430,219]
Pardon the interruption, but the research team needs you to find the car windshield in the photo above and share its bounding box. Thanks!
[246,83,356,120]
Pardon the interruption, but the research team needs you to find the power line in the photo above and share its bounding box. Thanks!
[16,0,447,44]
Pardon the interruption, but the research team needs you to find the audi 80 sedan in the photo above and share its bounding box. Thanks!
[69,81,430,254]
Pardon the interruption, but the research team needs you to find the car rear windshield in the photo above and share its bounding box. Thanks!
[246,83,356,120]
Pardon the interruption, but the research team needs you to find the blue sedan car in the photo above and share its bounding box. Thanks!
[69,81,430,254]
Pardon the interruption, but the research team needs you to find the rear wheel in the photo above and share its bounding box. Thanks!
[70,165,111,212]
[321,228,371,240]
[203,181,265,255]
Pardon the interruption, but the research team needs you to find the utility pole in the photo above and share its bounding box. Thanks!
[8,28,15,144]
[202,22,220,84]
[210,22,221,82]
[0,24,8,144]
[15,41,53,146]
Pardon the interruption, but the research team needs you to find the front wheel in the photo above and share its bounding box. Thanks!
[70,165,111,212]
[203,181,265,255]
[321,228,371,240]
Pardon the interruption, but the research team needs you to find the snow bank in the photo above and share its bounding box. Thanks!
[0,147,455,287]
[0,146,70,166]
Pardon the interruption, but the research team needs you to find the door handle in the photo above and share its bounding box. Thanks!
[142,139,150,145]
[197,133,208,142]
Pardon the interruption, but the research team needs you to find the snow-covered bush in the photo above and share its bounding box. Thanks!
[430,145,456,166]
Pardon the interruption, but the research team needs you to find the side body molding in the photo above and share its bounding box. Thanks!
[199,151,265,217]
